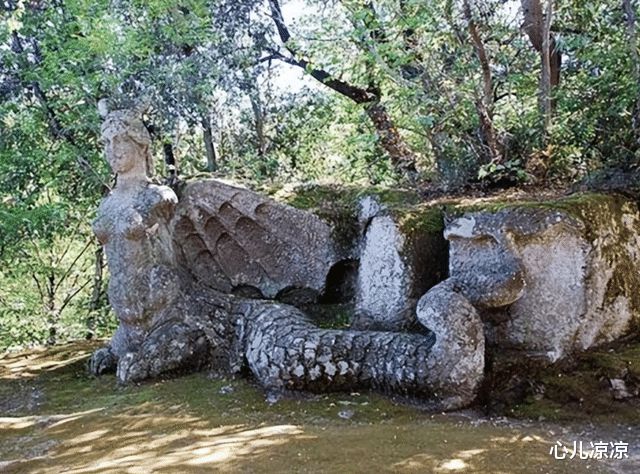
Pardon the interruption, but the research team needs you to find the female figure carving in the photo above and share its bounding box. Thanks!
[89,110,226,380]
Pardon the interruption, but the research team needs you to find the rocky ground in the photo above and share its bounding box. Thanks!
[1,340,639,473]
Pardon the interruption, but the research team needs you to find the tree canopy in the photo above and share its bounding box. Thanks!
[1,0,639,348]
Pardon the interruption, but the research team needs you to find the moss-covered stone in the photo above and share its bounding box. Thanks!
[448,192,640,355]
[393,204,446,237]
[393,205,449,298]
[273,183,422,258]
[276,183,420,212]
[492,337,640,423]
[551,195,640,319]
[448,192,631,225]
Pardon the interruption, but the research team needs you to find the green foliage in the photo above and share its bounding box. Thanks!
[2,0,640,349]
[0,235,117,351]
[478,159,530,185]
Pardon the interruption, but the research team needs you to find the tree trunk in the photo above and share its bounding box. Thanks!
[522,0,561,98]
[365,102,418,175]
[475,100,502,164]
[249,91,268,159]
[163,142,178,185]
[247,88,269,176]
[462,0,493,113]
[46,272,57,345]
[266,0,417,180]
[540,0,553,136]
[201,115,219,172]
[462,0,502,164]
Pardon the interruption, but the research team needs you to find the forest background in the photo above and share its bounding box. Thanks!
[1,0,639,350]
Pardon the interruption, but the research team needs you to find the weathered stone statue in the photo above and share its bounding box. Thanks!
[92,110,177,354]
[88,108,485,410]
[89,109,230,381]
[443,204,640,362]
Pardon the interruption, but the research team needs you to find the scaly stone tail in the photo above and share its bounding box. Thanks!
[235,301,435,397]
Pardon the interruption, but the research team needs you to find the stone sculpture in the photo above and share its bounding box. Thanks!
[354,197,448,331]
[172,179,339,303]
[444,203,640,361]
[89,108,484,410]
[89,109,232,381]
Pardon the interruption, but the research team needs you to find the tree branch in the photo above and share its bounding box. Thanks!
[11,31,111,194]
[266,0,417,178]
[53,238,92,295]
[266,0,377,104]
[59,279,92,315]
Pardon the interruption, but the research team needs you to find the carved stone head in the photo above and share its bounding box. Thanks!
[100,109,153,178]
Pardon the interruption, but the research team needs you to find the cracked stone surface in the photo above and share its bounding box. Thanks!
[416,280,485,409]
[354,199,448,331]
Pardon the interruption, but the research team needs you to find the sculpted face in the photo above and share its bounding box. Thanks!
[104,133,144,175]
[100,109,151,178]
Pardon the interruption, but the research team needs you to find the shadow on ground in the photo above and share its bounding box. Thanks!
[0,341,638,473]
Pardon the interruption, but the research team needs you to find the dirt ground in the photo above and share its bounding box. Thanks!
[0,341,638,473]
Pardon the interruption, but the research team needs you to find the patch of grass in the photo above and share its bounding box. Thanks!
[510,398,567,422]
[313,307,353,330]
[447,192,624,221]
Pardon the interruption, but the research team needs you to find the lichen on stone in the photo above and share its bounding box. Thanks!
[445,191,640,361]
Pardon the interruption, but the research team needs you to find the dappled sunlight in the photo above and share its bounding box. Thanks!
[456,448,487,458]
[390,429,558,473]
[0,341,101,380]
[437,458,467,471]
[1,397,629,474]
[33,412,306,473]
[490,433,549,445]
[112,410,203,432]
[1,352,91,379]
[2,342,637,473]
[427,188,565,210]
[1,391,310,474]
[435,449,486,472]
[63,429,110,446]
[0,408,104,430]
[173,425,305,467]
[392,453,435,470]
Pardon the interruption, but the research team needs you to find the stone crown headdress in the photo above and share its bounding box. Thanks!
[100,109,151,146]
